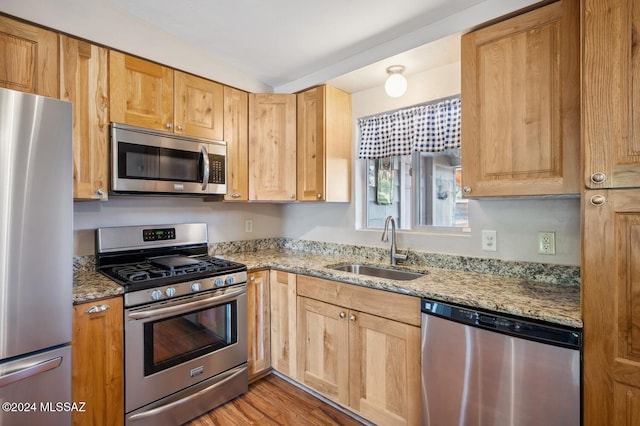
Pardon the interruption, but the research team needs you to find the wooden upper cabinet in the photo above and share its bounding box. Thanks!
[297,85,351,202]
[0,15,58,97]
[109,52,224,139]
[583,0,640,188]
[582,189,640,426]
[461,0,579,197]
[248,93,297,201]
[109,51,173,131]
[174,71,223,140]
[60,36,109,200]
[224,86,249,201]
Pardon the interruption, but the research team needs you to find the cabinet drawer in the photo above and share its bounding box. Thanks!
[296,275,420,326]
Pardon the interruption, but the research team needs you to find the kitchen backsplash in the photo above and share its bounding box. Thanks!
[73,238,579,286]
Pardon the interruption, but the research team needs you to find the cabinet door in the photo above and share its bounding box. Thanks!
[296,296,350,406]
[461,0,579,196]
[249,93,297,200]
[109,51,173,131]
[583,0,640,188]
[60,36,109,200]
[349,311,421,426]
[0,16,58,97]
[583,190,640,426]
[224,86,249,201]
[247,270,270,379]
[297,85,352,202]
[72,297,124,426]
[297,86,325,201]
[269,270,297,378]
[174,71,223,140]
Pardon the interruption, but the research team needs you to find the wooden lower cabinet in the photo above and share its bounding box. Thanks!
[247,270,271,379]
[297,296,350,405]
[296,275,421,425]
[72,297,124,426]
[269,270,297,378]
[583,189,640,425]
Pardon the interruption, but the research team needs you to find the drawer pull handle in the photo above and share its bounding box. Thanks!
[86,304,110,314]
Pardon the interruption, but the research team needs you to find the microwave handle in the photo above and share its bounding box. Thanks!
[200,145,210,191]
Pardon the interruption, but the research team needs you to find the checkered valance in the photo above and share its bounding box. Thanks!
[357,97,461,159]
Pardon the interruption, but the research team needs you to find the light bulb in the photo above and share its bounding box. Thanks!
[385,65,407,97]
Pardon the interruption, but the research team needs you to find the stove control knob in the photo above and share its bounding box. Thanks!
[165,287,176,297]
[150,290,162,301]
[214,278,223,287]
[191,282,201,292]
[225,276,234,285]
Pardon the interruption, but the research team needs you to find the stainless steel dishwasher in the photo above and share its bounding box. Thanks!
[421,298,581,426]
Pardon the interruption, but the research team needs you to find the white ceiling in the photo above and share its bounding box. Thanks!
[1,0,541,93]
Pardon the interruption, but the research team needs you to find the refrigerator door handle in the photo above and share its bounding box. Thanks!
[0,356,63,388]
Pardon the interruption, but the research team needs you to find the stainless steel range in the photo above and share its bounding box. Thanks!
[96,223,248,426]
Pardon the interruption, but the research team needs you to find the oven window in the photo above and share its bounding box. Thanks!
[144,300,237,376]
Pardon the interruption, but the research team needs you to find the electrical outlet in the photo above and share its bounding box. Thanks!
[481,230,497,251]
[245,219,253,233]
[538,231,556,255]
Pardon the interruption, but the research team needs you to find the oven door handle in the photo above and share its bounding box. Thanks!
[127,287,245,320]
[200,145,210,191]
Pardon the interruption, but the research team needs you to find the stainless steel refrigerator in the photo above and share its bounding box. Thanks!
[0,88,73,425]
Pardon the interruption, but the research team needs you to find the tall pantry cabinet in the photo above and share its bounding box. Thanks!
[582,0,640,424]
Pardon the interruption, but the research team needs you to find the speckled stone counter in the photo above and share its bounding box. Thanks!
[219,249,582,328]
[73,256,123,304]
[72,240,581,328]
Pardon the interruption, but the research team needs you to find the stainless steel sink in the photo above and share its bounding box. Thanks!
[328,263,425,281]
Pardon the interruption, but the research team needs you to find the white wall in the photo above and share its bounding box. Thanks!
[282,62,581,266]
[73,198,284,255]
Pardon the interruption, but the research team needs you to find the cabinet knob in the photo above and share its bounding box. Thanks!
[590,194,606,206]
[177,125,184,131]
[231,193,242,198]
[339,311,346,319]
[590,172,607,184]
[317,193,322,199]
[85,304,110,314]
[349,314,356,322]
[96,188,105,197]
[250,276,255,282]
[166,123,173,130]
[463,186,472,194]
[290,194,295,200]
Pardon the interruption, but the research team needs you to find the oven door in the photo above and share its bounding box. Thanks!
[125,284,247,413]
[111,123,226,195]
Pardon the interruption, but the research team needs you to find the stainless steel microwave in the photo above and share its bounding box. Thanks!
[110,123,226,196]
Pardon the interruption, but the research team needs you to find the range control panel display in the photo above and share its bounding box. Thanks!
[143,228,176,242]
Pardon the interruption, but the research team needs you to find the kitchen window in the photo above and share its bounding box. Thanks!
[359,96,468,231]
[365,150,468,230]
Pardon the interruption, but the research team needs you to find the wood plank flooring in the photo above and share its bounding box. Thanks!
[185,374,364,426]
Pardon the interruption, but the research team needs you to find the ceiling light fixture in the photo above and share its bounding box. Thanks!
[385,65,407,98]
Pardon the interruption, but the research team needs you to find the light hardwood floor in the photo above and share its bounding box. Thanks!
[185,374,364,425]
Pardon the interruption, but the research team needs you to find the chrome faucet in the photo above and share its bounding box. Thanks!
[381,216,408,265]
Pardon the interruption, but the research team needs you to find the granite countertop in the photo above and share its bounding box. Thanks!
[73,259,124,304]
[73,248,581,328]
[221,249,582,328]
